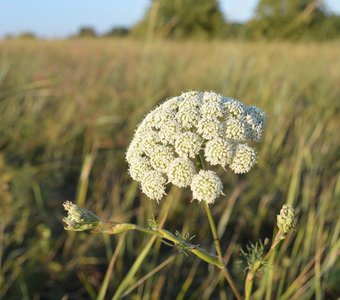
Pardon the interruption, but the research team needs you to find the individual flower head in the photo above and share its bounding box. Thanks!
[247,106,266,125]
[245,114,265,142]
[126,139,143,164]
[223,99,246,119]
[200,101,224,118]
[141,170,167,202]
[149,145,175,173]
[203,91,222,104]
[197,117,223,140]
[205,138,234,167]
[176,106,200,129]
[191,170,223,204]
[168,157,196,187]
[229,144,256,174]
[63,201,101,231]
[152,107,176,129]
[128,156,152,181]
[159,120,182,145]
[161,96,180,111]
[138,130,160,156]
[224,118,248,142]
[245,106,266,143]
[178,91,203,109]
[175,132,203,158]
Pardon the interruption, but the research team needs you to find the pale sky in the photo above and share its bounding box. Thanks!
[0,0,339,38]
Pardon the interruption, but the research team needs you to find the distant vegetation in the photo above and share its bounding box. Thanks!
[76,27,97,38]
[5,0,339,41]
[132,0,340,40]
[132,0,225,38]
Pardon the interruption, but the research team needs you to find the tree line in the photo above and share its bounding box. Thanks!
[11,0,340,41]
[131,0,340,40]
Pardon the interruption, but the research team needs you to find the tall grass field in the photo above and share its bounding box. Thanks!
[0,39,339,299]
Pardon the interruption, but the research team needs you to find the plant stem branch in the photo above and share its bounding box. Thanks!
[244,230,284,300]
[97,222,224,269]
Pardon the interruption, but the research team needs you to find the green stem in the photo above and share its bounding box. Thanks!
[204,202,242,300]
[198,153,242,300]
[204,202,223,258]
[244,230,284,299]
[98,222,224,269]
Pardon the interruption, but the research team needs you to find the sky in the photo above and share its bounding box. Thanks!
[1,0,340,38]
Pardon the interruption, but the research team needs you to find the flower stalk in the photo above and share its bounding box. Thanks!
[198,153,242,300]
[63,201,223,269]
[204,202,242,300]
[99,222,224,269]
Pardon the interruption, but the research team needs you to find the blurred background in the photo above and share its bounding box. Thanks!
[0,0,339,299]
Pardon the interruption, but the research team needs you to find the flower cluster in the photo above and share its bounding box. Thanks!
[126,91,266,203]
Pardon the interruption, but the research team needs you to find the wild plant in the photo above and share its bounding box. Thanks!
[63,91,296,299]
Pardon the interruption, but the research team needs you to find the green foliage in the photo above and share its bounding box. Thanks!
[245,0,340,40]
[16,32,37,39]
[76,26,97,38]
[103,27,130,37]
[132,0,340,40]
[256,0,315,18]
[133,0,226,38]
[104,27,130,38]
[240,240,266,273]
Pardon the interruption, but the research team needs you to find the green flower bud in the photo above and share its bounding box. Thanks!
[63,201,101,231]
[277,204,296,237]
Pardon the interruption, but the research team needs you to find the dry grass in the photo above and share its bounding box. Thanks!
[0,38,339,299]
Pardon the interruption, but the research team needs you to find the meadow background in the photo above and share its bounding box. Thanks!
[1,1,340,299]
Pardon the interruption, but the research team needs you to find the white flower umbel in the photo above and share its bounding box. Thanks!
[126,91,265,203]
[229,144,257,174]
[168,157,196,187]
[191,170,223,204]
[175,132,203,158]
[205,138,234,167]
[141,170,167,202]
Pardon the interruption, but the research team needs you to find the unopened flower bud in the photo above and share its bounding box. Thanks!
[277,204,296,236]
[63,201,101,231]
